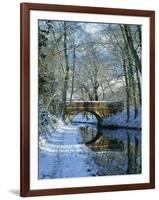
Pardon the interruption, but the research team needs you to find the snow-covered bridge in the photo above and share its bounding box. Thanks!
[65,101,124,120]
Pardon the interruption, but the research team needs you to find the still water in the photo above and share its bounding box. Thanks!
[39,120,141,179]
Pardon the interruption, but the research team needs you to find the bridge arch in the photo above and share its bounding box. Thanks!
[65,101,123,119]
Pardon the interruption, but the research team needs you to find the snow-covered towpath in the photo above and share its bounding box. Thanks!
[39,124,99,179]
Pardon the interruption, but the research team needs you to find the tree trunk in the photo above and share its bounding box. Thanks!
[62,22,69,119]
[137,25,142,48]
[122,58,130,122]
[94,81,99,101]
[124,25,141,74]
[93,61,99,101]
[127,49,138,119]
[120,25,138,119]
[70,39,76,104]
[135,63,142,106]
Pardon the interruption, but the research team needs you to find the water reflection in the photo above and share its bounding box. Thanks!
[74,123,141,175]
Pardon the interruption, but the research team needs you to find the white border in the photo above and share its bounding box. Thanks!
[30,10,150,190]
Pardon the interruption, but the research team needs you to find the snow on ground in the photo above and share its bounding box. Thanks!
[39,124,99,179]
[103,107,141,129]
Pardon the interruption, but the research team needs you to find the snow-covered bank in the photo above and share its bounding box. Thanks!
[103,107,141,129]
[39,124,99,179]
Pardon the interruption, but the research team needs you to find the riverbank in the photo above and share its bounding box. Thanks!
[103,107,141,130]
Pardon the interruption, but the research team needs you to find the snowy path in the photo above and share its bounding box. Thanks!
[39,125,99,179]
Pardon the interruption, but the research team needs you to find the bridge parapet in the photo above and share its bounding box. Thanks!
[65,101,124,118]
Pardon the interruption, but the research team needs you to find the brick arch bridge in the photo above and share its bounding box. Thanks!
[65,101,124,122]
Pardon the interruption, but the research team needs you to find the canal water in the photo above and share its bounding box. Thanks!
[39,118,141,179]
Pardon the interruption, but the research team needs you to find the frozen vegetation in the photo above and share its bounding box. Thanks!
[103,107,141,130]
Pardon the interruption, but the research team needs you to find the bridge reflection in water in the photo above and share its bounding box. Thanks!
[72,121,141,175]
